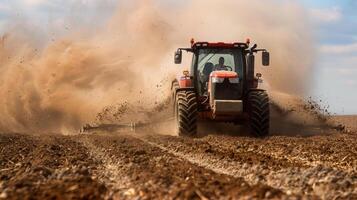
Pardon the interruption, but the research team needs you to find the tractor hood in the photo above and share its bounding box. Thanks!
[210,71,238,78]
[208,71,241,101]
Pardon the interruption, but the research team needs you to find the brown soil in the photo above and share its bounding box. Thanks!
[1,119,356,200]
[332,115,357,132]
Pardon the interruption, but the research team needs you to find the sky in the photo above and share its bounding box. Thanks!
[0,0,356,115]
[301,0,357,114]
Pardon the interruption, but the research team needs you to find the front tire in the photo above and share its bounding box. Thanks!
[247,91,270,137]
[175,91,198,136]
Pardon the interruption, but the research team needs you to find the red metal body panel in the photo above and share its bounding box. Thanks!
[210,71,238,78]
[208,71,238,93]
[179,77,193,88]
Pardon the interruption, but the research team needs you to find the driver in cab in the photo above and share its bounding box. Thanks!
[213,57,229,71]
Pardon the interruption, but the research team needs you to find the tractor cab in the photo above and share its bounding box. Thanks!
[196,47,244,97]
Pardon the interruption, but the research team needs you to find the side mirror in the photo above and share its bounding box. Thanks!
[174,50,182,64]
[262,51,270,66]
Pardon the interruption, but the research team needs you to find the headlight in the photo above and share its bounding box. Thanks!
[229,78,239,83]
[211,77,224,83]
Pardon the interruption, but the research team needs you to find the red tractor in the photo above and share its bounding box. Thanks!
[172,39,270,137]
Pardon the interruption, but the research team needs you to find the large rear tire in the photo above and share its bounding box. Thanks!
[171,81,179,100]
[175,91,198,136]
[247,91,270,137]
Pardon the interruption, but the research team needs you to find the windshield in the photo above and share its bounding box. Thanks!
[196,48,244,95]
[198,48,243,75]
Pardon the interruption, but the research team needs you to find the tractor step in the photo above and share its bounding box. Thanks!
[213,100,243,115]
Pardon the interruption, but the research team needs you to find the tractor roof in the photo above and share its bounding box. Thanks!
[191,41,248,49]
[178,40,250,52]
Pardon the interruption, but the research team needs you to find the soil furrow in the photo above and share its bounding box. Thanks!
[139,132,356,199]
[0,134,107,200]
[200,134,357,171]
[78,134,136,199]
[81,132,297,199]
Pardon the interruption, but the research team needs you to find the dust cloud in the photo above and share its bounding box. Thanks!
[0,0,316,134]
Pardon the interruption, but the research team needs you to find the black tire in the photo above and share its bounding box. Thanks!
[175,91,198,136]
[171,81,179,114]
[247,91,270,137]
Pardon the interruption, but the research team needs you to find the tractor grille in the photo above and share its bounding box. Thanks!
[211,79,241,100]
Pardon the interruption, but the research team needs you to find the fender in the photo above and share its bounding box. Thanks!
[171,78,195,99]
[178,76,193,88]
